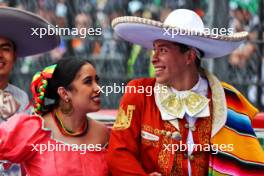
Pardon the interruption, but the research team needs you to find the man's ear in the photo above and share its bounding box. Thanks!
[57,87,70,102]
[186,49,196,65]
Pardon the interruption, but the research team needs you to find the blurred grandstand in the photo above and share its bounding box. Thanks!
[0,0,261,110]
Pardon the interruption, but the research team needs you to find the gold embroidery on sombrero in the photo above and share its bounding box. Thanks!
[111,16,248,41]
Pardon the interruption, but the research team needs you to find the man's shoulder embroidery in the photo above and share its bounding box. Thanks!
[113,105,136,130]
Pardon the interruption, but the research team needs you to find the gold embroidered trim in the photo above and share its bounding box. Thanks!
[154,69,227,136]
[112,16,248,41]
[142,125,166,136]
[141,138,159,148]
[142,125,181,140]
[113,105,135,130]
[157,122,177,175]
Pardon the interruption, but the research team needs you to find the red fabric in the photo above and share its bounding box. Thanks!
[252,112,264,128]
[107,78,211,175]
[107,78,159,175]
[0,114,108,176]
[107,78,263,176]
[107,78,213,176]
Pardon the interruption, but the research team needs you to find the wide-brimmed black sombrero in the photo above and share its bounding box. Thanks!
[0,7,60,57]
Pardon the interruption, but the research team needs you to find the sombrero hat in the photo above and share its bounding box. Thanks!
[0,7,60,57]
[112,9,248,58]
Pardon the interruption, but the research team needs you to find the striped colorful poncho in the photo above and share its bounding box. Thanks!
[209,83,264,176]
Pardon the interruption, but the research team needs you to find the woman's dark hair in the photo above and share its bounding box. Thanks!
[46,58,93,100]
[31,58,94,115]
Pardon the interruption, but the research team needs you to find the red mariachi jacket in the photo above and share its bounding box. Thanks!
[106,78,264,176]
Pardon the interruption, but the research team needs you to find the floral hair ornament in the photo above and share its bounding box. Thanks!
[30,64,57,115]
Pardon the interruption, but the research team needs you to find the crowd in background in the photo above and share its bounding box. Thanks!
[0,0,262,109]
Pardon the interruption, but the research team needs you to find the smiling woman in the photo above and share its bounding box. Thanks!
[0,58,109,175]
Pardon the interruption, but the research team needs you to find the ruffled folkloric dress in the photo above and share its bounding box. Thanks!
[0,114,108,176]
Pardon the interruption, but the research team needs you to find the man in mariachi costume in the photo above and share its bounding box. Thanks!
[0,7,60,175]
[106,9,264,176]
[0,6,60,119]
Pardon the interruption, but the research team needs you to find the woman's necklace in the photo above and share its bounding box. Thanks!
[52,111,88,137]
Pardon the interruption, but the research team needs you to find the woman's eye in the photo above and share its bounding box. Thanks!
[84,79,92,84]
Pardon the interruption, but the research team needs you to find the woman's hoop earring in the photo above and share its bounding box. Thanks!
[59,99,73,115]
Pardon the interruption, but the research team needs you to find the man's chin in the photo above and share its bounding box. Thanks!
[155,77,167,84]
